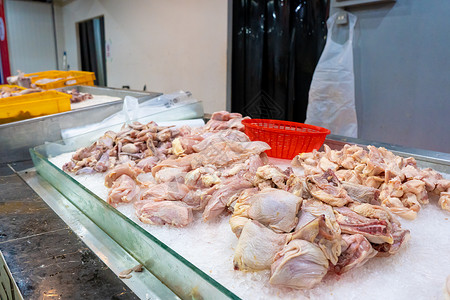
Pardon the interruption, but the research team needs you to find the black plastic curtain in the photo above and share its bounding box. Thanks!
[231,0,328,122]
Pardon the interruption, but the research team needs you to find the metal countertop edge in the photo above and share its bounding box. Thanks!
[17,168,180,300]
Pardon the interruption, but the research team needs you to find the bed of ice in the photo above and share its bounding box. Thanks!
[70,95,121,110]
[51,153,450,300]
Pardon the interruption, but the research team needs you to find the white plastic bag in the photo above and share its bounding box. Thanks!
[61,91,204,145]
[305,12,358,138]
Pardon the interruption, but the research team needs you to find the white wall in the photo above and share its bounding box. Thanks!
[5,0,57,73]
[59,0,228,113]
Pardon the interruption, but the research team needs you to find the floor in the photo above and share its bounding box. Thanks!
[0,162,138,299]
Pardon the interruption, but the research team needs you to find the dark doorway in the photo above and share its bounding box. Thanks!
[78,16,107,86]
[231,0,329,122]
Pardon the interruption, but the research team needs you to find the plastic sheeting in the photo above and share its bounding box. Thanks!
[60,91,204,146]
[306,13,358,137]
[232,0,328,122]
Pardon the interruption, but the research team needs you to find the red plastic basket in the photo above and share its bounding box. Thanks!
[242,119,331,159]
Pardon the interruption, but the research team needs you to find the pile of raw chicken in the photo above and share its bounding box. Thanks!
[62,89,94,103]
[0,85,42,98]
[63,111,450,290]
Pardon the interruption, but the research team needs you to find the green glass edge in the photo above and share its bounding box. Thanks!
[30,146,240,300]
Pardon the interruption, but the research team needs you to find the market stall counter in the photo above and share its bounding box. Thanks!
[0,162,140,299]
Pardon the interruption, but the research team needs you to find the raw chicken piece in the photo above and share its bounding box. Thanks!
[291,215,342,265]
[203,178,253,221]
[372,223,410,257]
[192,130,250,152]
[247,189,301,233]
[269,240,329,290]
[94,152,114,172]
[72,143,106,162]
[286,174,310,199]
[227,188,259,212]
[439,192,450,212]
[229,188,259,236]
[334,207,393,244]
[136,156,159,172]
[323,145,342,163]
[203,118,238,131]
[362,159,385,177]
[335,169,363,185]
[105,162,142,188]
[318,156,338,172]
[185,166,221,189]
[435,179,450,194]
[107,174,140,207]
[291,150,321,168]
[156,128,173,142]
[151,156,192,177]
[229,216,251,238]
[294,199,339,232]
[362,146,389,177]
[121,143,140,154]
[71,143,102,161]
[333,234,377,275]
[382,197,418,220]
[402,180,427,202]
[342,144,367,162]
[141,182,190,202]
[97,131,116,148]
[210,111,241,121]
[182,186,217,211]
[134,200,193,227]
[154,167,186,184]
[191,141,270,169]
[341,156,357,170]
[221,154,268,182]
[171,134,204,156]
[233,220,289,271]
[204,111,249,132]
[76,167,96,175]
[302,164,323,176]
[363,176,384,189]
[400,165,420,180]
[64,89,93,103]
[341,181,380,205]
[379,176,422,219]
[306,169,353,207]
[380,177,404,198]
[400,192,421,213]
[349,203,401,229]
[232,188,302,233]
[253,165,291,190]
[417,168,443,192]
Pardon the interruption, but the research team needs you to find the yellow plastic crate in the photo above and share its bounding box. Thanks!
[25,70,96,89]
[0,90,71,124]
